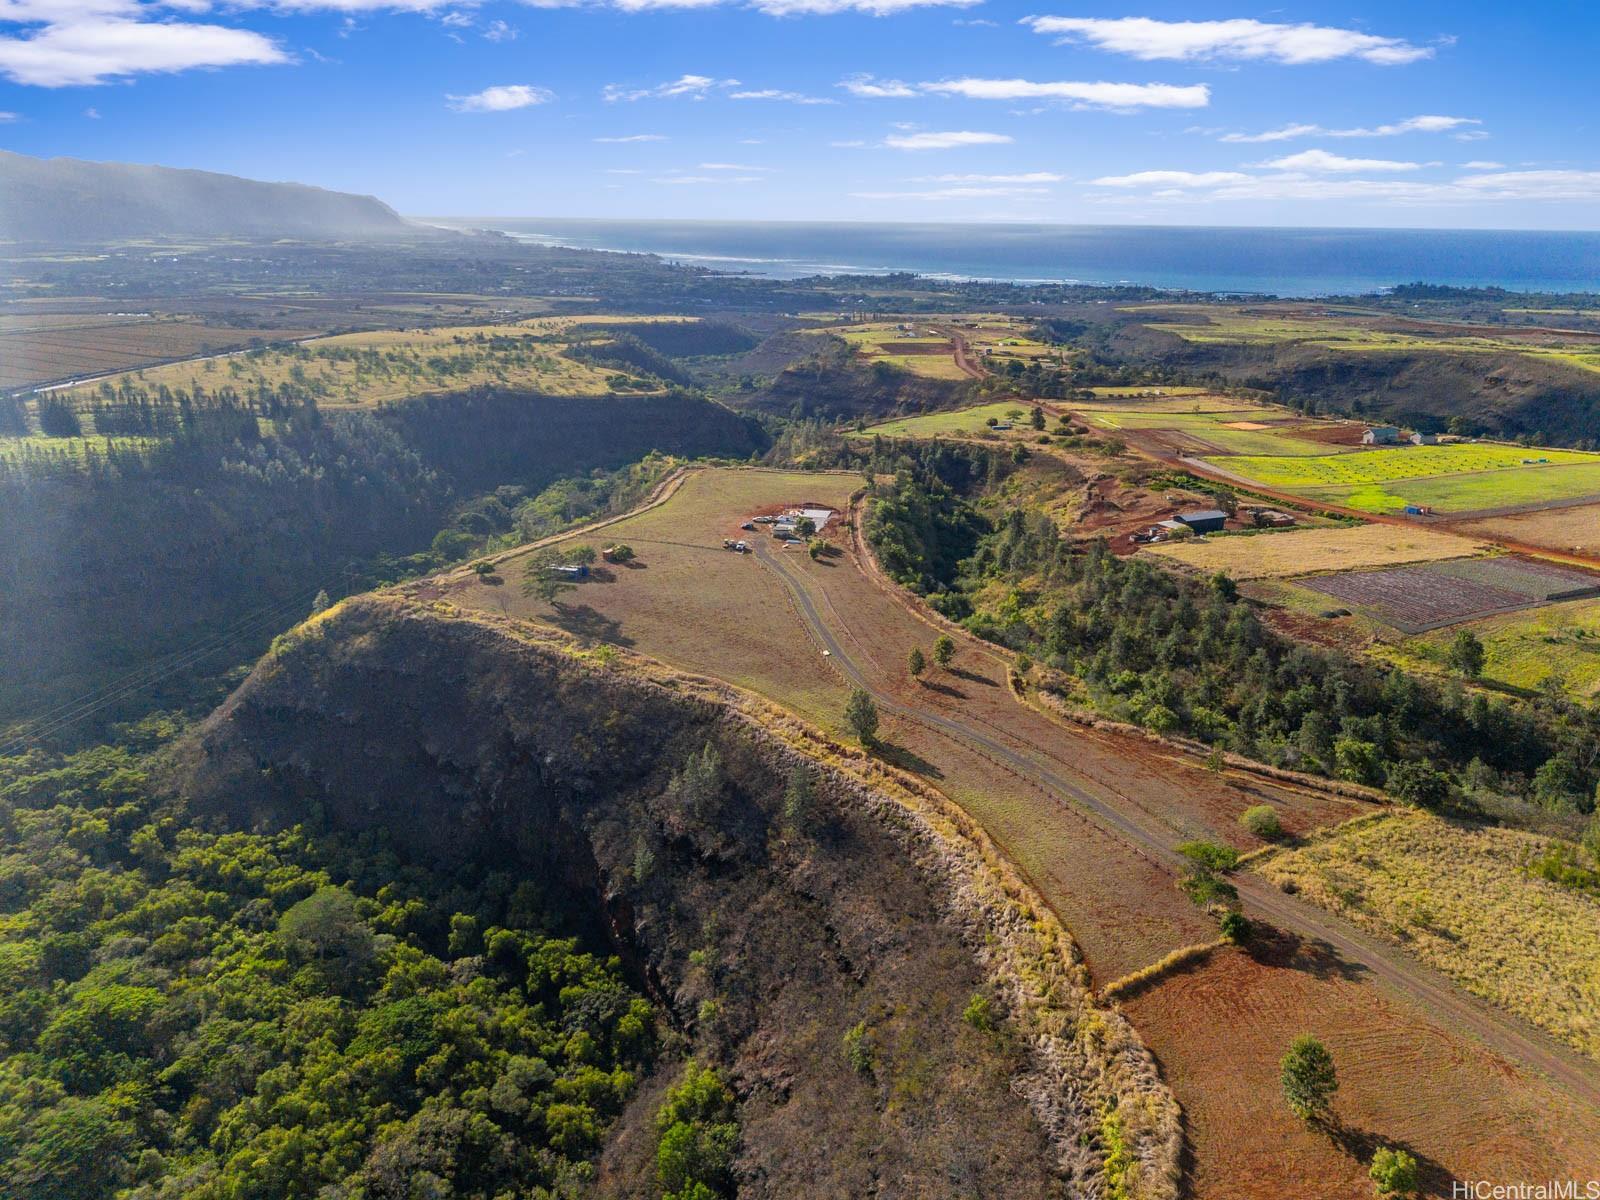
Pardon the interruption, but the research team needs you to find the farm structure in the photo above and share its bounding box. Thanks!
[1298,556,1600,633]
[1176,509,1227,534]
[1363,426,1402,445]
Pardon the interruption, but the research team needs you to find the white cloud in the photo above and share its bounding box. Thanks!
[652,173,762,184]
[603,73,729,102]
[0,109,17,120]
[1453,170,1600,201]
[1092,169,1250,188]
[838,73,915,98]
[1025,16,1432,66]
[911,171,1063,183]
[594,132,667,142]
[920,77,1208,109]
[518,0,977,12]
[853,184,1049,200]
[883,129,1013,150]
[1462,160,1504,170]
[1221,115,1479,143]
[0,11,287,87]
[82,104,99,116]
[1254,149,1424,173]
[446,83,552,111]
[481,17,517,39]
[728,88,835,104]
[699,161,771,170]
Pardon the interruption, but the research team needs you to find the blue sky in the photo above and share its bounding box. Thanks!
[1,1,1596,228]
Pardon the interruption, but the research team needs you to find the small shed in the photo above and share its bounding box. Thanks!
[1362,425,1401,445]
[1176,509,1228,535]
[1409,431,1438,446]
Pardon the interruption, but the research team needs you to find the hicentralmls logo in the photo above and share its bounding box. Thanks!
[1454,1183,1600,1199]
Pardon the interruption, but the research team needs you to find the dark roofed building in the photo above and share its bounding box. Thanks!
[1176,509,1227,534]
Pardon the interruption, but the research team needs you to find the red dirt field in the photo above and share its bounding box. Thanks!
[424,467,1600,1197]
[1294,423,1371,446]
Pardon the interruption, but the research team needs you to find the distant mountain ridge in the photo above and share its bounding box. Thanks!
[0,150,410,243]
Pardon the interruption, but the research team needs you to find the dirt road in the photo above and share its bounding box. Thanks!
[751,536,1600,1111]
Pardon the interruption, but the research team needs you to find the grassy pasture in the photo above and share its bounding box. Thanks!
[1211,443,1599,490]
[439,468,859,728]
[1255,809,1600,1061]
[1146,523,1485,580]
[1081,406,1350,457]
[46,314,682,416]
[1458,502,1600,556]
[825,322,967,380]
[856,402,1046,439]
[1135,305,1600,376]
[1303,462,1600,515]
[1379,596,1600,698]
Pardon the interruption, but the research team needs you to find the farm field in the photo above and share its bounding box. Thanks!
[823,321,967,380]
[1255,809,1600,1061]
[855,401,1049,439]
[423,465,1600,1198]
[1205,443,1600,515]
[42,314,682,418]
[1131,303,1600,375]
[1080,405,1348,456]
[1381,596,1600,698]
[1298,556,1600,633]
[1455,501,1600,556]
[0,312,320,391]
[1146,523,1486,580]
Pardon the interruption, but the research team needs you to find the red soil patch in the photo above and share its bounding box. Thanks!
[1294,423,1369,446]
[1121,932,1600,1199]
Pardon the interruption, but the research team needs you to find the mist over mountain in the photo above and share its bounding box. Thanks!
[0,151,410,243]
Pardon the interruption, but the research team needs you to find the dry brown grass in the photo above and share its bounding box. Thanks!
[1146,523,1487,580]
[1255,809,1600,1060]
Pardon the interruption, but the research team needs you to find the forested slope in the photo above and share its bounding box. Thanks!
[0,389,763,723]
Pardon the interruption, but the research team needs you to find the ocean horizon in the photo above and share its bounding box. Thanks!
[424,218,1600,298]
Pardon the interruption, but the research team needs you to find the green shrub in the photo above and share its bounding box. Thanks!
[843,1021,874,1075]
[1240,804,1283,839]
[1369,1145,1419,1197]
[962,992,995,1033]
[1280,1034,1338,1123]
[1177,840,1240,872]
[1219,911,1251,944]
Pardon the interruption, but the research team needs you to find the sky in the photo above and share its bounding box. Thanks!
[0,1,1597,228]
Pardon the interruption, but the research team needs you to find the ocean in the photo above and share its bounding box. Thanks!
[431,218,1600,297]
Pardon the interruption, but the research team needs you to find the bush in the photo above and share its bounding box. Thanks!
[1387,761,1450,810]
[1177,840,1240,872]
[843,1021,873,1075]
[1369,1146,1419,1197]
[1280,1034,1338,1123]
[1180,868,1238,909]
[1240,804,1283,839]
[1219,911,1251,944]
[962,992,995,1032]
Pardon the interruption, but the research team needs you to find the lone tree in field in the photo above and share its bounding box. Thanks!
[932,634,955,670]
[521,549,574,606]
[1369,1146,1419,1197]
[1448,628,1486,678]
[1030,405,1045,430]
[1280,1034,1338,1124]
[844,688,879,747]
[907,646,925,680]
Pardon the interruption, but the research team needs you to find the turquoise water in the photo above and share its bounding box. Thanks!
[434,218,1600,297]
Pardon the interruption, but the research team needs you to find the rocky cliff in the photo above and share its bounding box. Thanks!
[177,596,1180,1198]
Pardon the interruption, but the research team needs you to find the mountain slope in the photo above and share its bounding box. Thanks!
[0,150,409,242]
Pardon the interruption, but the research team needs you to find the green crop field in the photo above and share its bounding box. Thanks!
[1209,443,1599,490]
[1375,597,1600,698]
[1080,405,1349,457]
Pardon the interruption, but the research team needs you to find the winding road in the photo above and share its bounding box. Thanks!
[751,535,1600,1110]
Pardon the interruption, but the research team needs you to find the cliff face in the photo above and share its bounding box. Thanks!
[179,597,1181,1197]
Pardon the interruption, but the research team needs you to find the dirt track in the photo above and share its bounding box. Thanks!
[751,535,1600,1112]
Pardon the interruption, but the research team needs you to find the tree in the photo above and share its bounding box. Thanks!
[844,688,879,747]
[1369,1146,1419,1197]
[606,543,635,563]
[310,589,331,615]
[907,646,925,680]
[521,548,574,606]
[932,634,955,669]
[1280,1034,1338,1124]
[1387,760,1450,810]
[1447,629,1486,678]
[1584,811,1600,866]
[795,516,816,538]
[1030,405,1045,430]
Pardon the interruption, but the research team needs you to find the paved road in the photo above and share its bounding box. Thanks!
[752,538,1600,1110]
